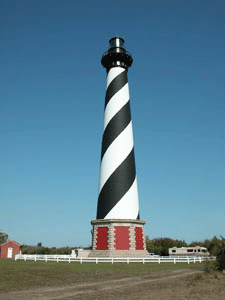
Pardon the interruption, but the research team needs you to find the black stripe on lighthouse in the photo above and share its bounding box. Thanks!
[97,148,136,219]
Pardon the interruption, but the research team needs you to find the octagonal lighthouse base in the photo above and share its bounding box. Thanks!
[88,219,150,258]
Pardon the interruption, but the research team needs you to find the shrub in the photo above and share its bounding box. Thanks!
[146,237,187,256]
[216,247,225,271]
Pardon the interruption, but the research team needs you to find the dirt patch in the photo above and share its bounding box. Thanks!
[1,269,224,300]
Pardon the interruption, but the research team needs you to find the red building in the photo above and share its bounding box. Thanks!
[0,240,21,258]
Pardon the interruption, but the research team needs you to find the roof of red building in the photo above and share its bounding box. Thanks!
[0,240,21,247]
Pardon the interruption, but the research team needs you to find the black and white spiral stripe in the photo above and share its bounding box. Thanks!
[97,67,140,220]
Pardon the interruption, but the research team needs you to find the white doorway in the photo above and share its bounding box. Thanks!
[7,248,13,258]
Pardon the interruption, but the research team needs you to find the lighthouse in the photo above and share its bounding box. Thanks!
[89,37,149,257]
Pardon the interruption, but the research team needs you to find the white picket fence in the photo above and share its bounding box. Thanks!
[15,254,214,264]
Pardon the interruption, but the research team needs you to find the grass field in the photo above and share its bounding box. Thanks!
[0,258,205,293]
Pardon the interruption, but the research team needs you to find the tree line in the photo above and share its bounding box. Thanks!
[145,235,225,257]
[0,232,8,244]
[21,245,76,255]
[21,242,92,254]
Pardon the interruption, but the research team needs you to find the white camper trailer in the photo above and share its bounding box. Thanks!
[169,246,209,257]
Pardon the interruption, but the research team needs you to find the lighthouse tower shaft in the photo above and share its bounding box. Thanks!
[89,37,149,258]
[97,65,139,220]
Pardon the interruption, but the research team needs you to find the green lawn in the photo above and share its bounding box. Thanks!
[0,258,205,292]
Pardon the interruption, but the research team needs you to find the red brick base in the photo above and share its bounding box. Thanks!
[89,219,150,258]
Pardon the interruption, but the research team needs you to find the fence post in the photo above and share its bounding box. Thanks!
[96,258,98,264]
[24,256,26,262]
[174,258,176,264]
[112,258,113,264]
[187,258,189,264]
[143,258,145,264]
[35,255,37,262]
[69,257,71,263]
[194,257,196,263]
[57,257,59,263]
[80,258,82,264]
[158,258,160,264]
[127,258,129,264]
[200,257,201,263]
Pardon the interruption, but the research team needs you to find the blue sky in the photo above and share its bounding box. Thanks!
[1,0,224,247]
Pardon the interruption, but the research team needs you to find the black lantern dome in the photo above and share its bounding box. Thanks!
[101,36,133,72]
